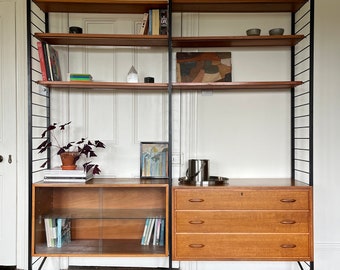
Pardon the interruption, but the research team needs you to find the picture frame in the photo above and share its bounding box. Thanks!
[140,142,169,178]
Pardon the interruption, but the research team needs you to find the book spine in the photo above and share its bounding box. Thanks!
[148,9,152,35]
[159,218,165,246]
[139,12,149,35]
[152,9,160,35]
[140,218,149,245]
[37,42,47,81]
[42,42,52,81]
[159,9,168,35]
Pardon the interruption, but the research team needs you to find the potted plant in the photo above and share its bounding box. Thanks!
[37,121,105,174]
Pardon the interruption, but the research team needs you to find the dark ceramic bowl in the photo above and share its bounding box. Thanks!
[269,28,284,35]
[246,28,261,36]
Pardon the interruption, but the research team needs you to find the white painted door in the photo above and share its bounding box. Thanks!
[0,1,17,265]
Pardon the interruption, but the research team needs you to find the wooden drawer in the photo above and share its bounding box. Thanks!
[174,189,310,210]
[174,233,312,261]
[175,210,310,233]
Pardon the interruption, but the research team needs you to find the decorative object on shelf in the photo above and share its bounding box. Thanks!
[187,159,210,182]
[144,76,154,83]
[176,52,232,83]
[59,151,79,170]
[269,28,284,35]
[140,142,168,178]
[69,26,83,34]
[127,65,138,83]
[37,121,105,174]
[178,159,229,185]
[246,28,261,36]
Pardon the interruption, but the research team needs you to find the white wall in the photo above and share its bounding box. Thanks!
[314,0,340,269]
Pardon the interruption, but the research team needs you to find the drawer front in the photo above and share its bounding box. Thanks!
[175,210,310,233]
[174,189,310,210]
[173,233,311,261]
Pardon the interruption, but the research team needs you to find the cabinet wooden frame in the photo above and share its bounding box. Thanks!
[172,178,313,261]
[31,178,169,257]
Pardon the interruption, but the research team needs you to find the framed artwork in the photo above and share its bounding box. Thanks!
[176,52,232,83]
[140,142,169,178]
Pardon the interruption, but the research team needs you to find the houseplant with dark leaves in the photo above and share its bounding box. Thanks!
[37,121,105,174]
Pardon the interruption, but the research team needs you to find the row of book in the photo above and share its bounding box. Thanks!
[44,218,71,248]
[139,9,168,35]
[37,41,62,81]
[141,218,165,246]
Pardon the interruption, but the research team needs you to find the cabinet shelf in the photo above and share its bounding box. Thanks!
[172,35,304,47]
[37,81,168,90]
[32,0,168,14]
[36,81,302,90]
[34,239,166,257]
[172,0,308,13]
[173,81,303,90]
[35,33,303,47]
[34,33,168,47]
[42,208,165,219]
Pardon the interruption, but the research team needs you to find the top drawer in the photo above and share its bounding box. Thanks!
[174,189,311,210]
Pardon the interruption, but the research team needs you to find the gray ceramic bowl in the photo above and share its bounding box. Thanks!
[246,28,261,36]
[269,28,284,35]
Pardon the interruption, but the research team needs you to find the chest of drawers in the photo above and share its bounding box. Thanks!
[172,178,313,261]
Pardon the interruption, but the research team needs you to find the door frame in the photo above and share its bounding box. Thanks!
[13,0,28,269]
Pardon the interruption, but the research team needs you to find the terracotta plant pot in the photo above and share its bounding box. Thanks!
[60,151,80,170]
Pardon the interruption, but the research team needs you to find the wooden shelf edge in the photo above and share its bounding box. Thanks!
[32,0,168,14]
[34,33,168,47]
[34,33,304,47]
[172,0,308,13]
[37,81,168,90]
[172,35,305,47]
[172,81,303,90]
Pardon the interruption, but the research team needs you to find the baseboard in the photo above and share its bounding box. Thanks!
[0,266,16,270]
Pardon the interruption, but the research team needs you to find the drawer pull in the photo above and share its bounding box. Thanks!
[280,219,297,225]
[280,244,297,249]
[189,220,205,225]
[188,198,205,203]
[280,198,297,203]
[189,244,205,249]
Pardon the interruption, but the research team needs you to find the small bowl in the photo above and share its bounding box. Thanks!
[246,28,261,36]
[269,28,284,35]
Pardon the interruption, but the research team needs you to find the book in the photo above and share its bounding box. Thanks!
[48,45,62,81]
[159,9,168,35]
[68,73,93,81]
[141,218,150,245]
[42,42,52,80]
[37,42,48,81]
[152,9,160,35]
[148,9,152,35]
[43,167,93,182]
[159,218,165,246]
[44,218,57,247]
[139,12,149,35]
[145,218,155,245]
[57,218,71,248]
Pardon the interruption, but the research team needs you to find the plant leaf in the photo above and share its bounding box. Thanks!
[95,140,105,148]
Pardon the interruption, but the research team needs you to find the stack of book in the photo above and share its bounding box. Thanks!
[43,167,93,183]
[68,73,93,81]
[140,217,165,246]
[44,217,71,248]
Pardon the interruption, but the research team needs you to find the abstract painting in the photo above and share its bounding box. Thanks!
[140,142,169,178]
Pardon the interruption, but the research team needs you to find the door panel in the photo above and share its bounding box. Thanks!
[0,1,17,265]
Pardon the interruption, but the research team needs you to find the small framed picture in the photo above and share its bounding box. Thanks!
[140,142,169,178]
